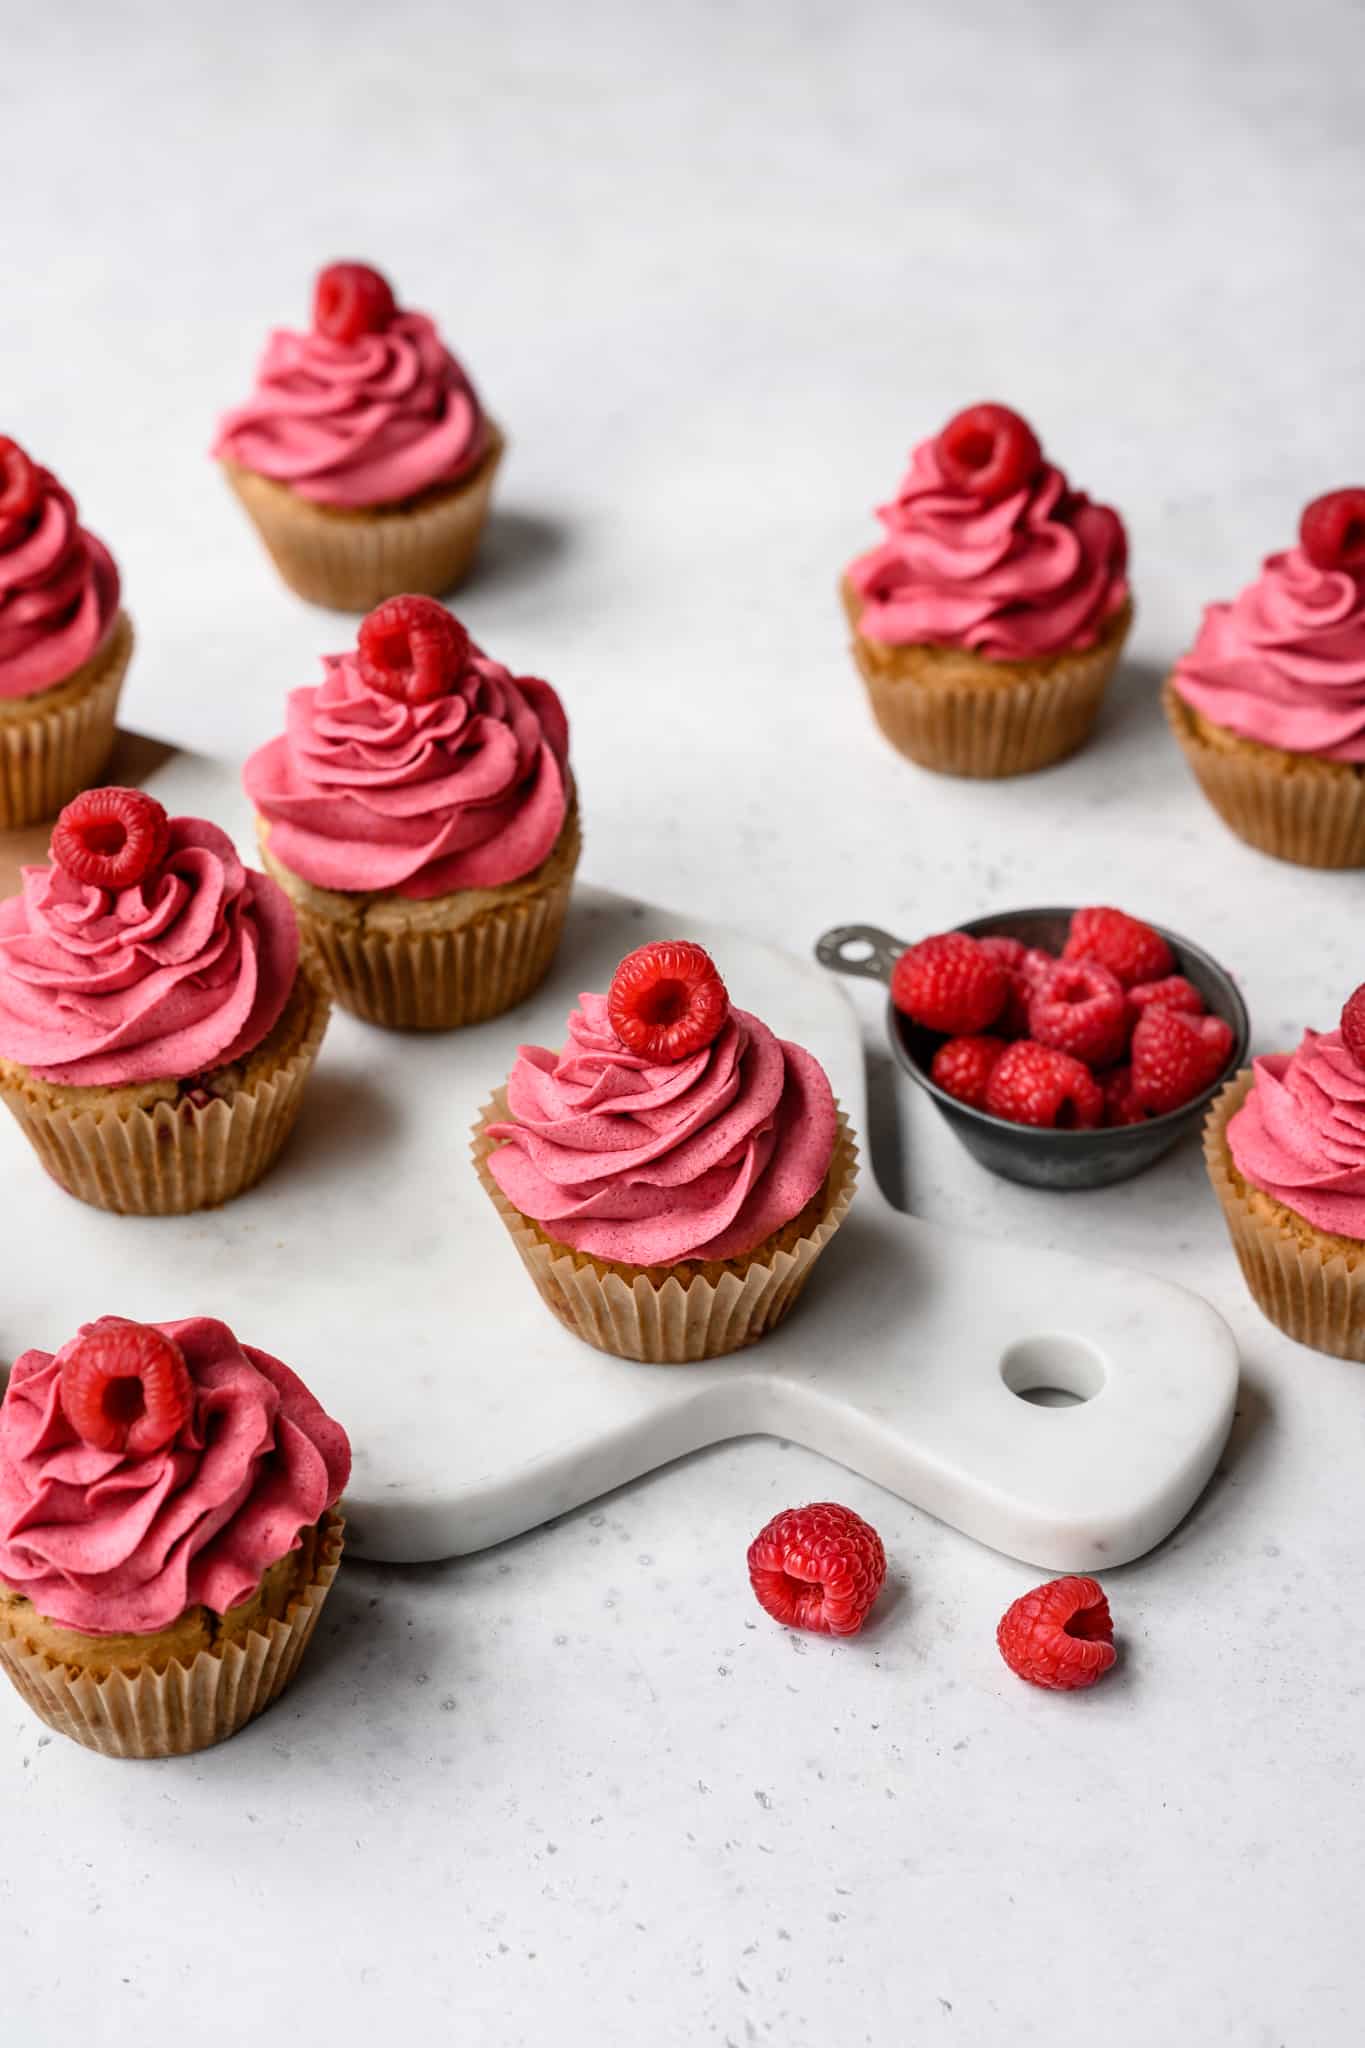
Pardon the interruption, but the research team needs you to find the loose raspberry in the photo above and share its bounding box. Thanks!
[50,788,171,891]
[0,436,40,520]
[747,1502,886,1637]
[607,941,730,1063]
[1130,1006,1235,1115]
[890,932,1007,1036]
[983,1041,1104,1130]
[1341,982,1365,1069]
[313,261,397,343]
[930,1034,1007,1108]
[357,595,470,704]
[1300,488,1365,575]
[935,402,1043,503]
[996,1576,1116,1691]
[1063,906,1173,989]
[1028,958,1131,1068]
[58,1318,192,1457]
[1128,974,1204,1016]
[1098,1063,1148,1127]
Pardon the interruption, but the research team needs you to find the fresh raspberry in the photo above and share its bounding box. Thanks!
[1300,488,1365,575]
[1018,946,1056,985]
[1130,1006,1235,1115]
[50,788,171,890]
[978,935,1027,973]
[1341,982,1365,1068]
[1063,906,1173,989]
[1027,958,1131,1068]
[978,937,1037,1035]
[996,1576,1117,1691]
[935,402,1043,503]
[747,1502,886,1637]
[0,436,40,520]
[357,595,470,704]
[983,1041,1104,1130]
[58,1318,192,1457]
[1098,1063,1148,1127]
[607,941,730,1063]
[313,261,397,343]
[890,932,1007,1036]
[1128,974,1204,1016]
[930,1034,1007,1108]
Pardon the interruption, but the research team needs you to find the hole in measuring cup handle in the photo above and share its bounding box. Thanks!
[815,924,907,986]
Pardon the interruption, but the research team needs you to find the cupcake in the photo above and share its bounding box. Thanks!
[472,940,858,1363]
[842,403,1131,777]
[1205,981,1365,1361]
[245,595,579,1030]
[0,435,133,829]
[0,1315,349,1757]
[0,787,328,1214]
[212,261,502,611]
[1166,489,1365,867]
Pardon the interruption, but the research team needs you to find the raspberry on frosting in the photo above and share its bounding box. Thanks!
[0,437,121,700]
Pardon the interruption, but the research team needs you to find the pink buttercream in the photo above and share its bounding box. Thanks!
[1170,547,1365,760]
[211,311,489,508]
[0,817,299,1087]
[846,437,1129,658]
[0,1316,350,1635]
[243,641,571,898]
[0,463,120,700]
[1228,1028,1365,1238]
[485,994,838,1266]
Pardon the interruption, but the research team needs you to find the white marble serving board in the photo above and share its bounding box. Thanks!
[0,748,1238,1570]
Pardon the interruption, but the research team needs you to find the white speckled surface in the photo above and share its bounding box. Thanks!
[3,2,1364,2042]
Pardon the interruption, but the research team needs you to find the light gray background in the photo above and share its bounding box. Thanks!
[2,3,1363,2042]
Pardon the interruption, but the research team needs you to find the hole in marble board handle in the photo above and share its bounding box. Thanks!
[1000,1334,1107,1410]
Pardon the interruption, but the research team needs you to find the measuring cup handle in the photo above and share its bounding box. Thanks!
[814,924,908,986]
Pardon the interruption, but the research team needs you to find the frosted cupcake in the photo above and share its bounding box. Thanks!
[0,1315,349,1757]
[843,403,1131,777]
[212,261,501,611]
[473,940,857,1363]
[0,436,133,828]
[1205,982,1365,1361]
[246,595,579,1030]
[0,788,328,1213]
[1166,490,1365,867]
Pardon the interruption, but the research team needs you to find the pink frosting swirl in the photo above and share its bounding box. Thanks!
[846,438,1129,658]
[244,642,570,898]
[0,462,120,700]
[1170,548,1365,760]
[1228,1028,1365,1238]
[485,994,838,1265]
[0,817,299,1086]
[211,311,489,508]
[0,1316,350,1635]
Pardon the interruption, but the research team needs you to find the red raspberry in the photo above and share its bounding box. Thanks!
[357,595,470,704]
[984,1041,1104,1130]
[50,788,171,891]
[930,1034,1007,1108]
[978,937,1038,1035]
[313,261,397,343]
[1130,1006,1235,1115]
[0,436,40,520]
[1063,906,1173,989]
[935,402,1043,503]
[1028,958,1131,1068]
[1019,947,1055,985]
[1341,982,1365,1069]
[1128,974,1204,1017]
[747,1502,886,1637]
[607,941,730,1062]
[1300,488,1365,575]
[978,935,1026,972]
[58,1318,192,1457]
[996,1576,1116,1691]
[1098,1063,1148,1127]
[890,933,1007,1036]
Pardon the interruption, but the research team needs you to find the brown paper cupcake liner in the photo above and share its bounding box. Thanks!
[0,1512,344,1758]
[1164,676,1365,869]
[222,427,505,611]
[473,1091,858,1363]
[0,610,133,829]
[843,582,1132,778]
[1204,1071,1365,1360]
[0,968,329,1215]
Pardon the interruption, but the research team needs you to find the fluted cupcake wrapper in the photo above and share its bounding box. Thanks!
[1164,677,1365,869]
[0,971,329,1215]
[0,1513,344,1759]
[472,1091,858,1363]
[1204,1071,1365,1361]
[222,428,504,612]
[0,610,133,829]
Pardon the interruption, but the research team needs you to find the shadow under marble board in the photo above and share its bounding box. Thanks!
[0,742,1239,1570]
